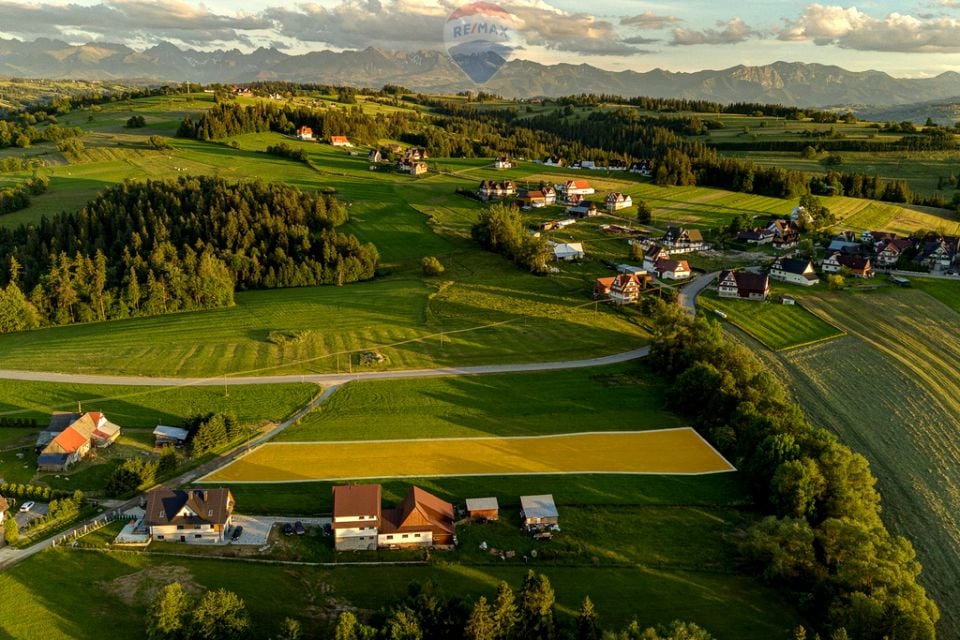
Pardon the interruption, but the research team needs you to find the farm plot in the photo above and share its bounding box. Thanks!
[758,287,960,639]
[203,429,734,483]
[699,292,844,351]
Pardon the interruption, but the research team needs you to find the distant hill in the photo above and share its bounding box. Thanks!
[3,38,960,109]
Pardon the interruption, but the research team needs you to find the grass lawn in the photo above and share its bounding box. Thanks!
[277,364,681,442]
[751,286,960,638]
[699,290,845,351]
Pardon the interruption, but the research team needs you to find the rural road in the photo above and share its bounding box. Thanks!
[0,347,652,388]
[679,271,720,315]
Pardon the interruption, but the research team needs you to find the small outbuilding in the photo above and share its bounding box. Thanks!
[465,497,499,521]
[153,425,190,448]
[520,494,559,528]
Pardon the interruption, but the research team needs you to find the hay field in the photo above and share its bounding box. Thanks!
[205,429,734,483]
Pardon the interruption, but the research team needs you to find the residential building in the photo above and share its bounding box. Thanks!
[404,148,429,161]
[821,252,874,278]
[736,229,774,245]
[541,186,557,205]
[917,237,958,270]
[330,136,352,147]
[153,425,190,448]
[333,484,455,550]
[37,411,121,472]
[629,160,652,177]
[561,180,595,198]
[566,201,599,217]
[0,495,8,525]
[876,238,914,268]
[478,180,516,201]
[332,484,382,551]
[494,156,513,169]
[662,227,705,251]
[717,270,770,301]
[605,192,633,212]
[642,245,668,272]
[551,242,585,261]
[466,497,499,521]
[368,149,382,163]
[398,160,428,176]
[143,488,235,544]
[520,495,559,529]
[295,126,313,140]
[653,258,691,280]
[593,272,650,305]
[770,257,819,286]
[543,156,564,167]
[517,190,547,208]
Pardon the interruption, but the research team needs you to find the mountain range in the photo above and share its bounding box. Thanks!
[2,38,960,109]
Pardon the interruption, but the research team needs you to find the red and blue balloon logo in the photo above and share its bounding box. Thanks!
[443,2,518,84]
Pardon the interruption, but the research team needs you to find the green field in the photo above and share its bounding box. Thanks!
[748,284,960,639]
[699,290,845,351]
[276,364,680,442]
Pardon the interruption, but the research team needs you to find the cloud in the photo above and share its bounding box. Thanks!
[671,17,757,46]
[780,4,960,52]
[620,11,680,30]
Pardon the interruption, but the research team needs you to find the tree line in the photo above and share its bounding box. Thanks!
[471,204,551,274]
[0,176,378,333]
[0,175,48,215]
[0,119,83,149]
[146,572,714,640]
[644,299,939,639]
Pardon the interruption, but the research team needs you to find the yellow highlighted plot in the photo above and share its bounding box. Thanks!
[204,429,735,483]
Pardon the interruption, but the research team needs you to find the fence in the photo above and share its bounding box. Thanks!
[51,510,126,547]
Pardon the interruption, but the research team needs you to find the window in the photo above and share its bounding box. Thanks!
[177,525,184,530]
[195,534,202,539]
[387,535,394,540]
[402,534,409,539]
[414,533,421,538]
[157,535,164,540]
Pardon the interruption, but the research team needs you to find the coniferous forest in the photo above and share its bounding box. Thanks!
[0,176,378,333]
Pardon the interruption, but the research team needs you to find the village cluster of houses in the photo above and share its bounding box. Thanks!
[537,157,652,176]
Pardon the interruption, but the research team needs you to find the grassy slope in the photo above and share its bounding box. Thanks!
[750,284,960,638]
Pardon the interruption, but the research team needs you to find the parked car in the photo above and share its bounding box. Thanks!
[294,521,306,536]
[322,523,332,536]
[282,522,294,536]
[19,501,35,512]
[230,526,243,541]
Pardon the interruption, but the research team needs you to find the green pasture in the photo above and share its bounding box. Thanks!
[699,290,845,351]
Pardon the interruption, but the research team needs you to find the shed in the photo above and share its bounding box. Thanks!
[520,494,559,528]
[153,425,190,447]
[465,497,499,521]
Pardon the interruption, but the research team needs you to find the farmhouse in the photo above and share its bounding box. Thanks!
[821,252,874,278]
[520,494,559,529]
[593,272,650,305]
[770,257,819,286]
[662,227,705,251]
[153,425,190,448]
[466,497,499,521]
[479,180,516,201]
[404,148,429,161]
[606,192,633,212]
[368,149,382,163]
[642,245,668,271]
[332,484,455,551]
[543,156,564,167]
[330,135,352,147]
[143,488,235,544]
[877,238,914,268]
[37,411,121,472]
[398,160,428,176]
[653,258,691,281]
[551,242,585,261]
[717,270,770,301]
[517,190,547,208]
[736,229,774,245]
[566,201,599,217]
[495,156,513,169]
[562,180,595,198]
[629,160,652,176]
[917,237,958,270]
[295,126,313,140]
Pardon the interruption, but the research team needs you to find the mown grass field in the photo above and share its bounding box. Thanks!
[699,290,845,351]
[276,364,681,442]
[205,429,733,482]
[750,283,960,639]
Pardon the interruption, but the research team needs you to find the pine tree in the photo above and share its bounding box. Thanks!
[492,581,519,640]
[519,571,555,640]
[576,597,600,640]
[466,597,496,640]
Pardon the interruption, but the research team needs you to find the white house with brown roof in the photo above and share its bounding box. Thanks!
[605,192,633,212]
[143,488,234,544]
[770,257,819,286]
[495,156,513,169]
[718,270,770,301]
[330,135,352,147]
[654,258,691,280]
[332,484,382,551]
[593,272,650,305]
[662,227,705,251]
[561,180,595,198]
[295,126,313,140]
[333,484,455,551]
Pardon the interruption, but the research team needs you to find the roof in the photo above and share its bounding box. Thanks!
[332,484,381,519]
[466,497,499,512]
[726,271,769,294]
[838,254,870,270]
[381,486,454,536]
[143,488,233,528]
[566,179,591,189]
[521,494,558,519]
[92,420,121,441]
[47,412,81,433]
[330,135,349,142]
[773,258,814,275]
[154,425,190,441]
[37,453,68,467]
[595,276,616,290]
[657,259,689,272]
[553,242,585,256]
[48,422,90,454]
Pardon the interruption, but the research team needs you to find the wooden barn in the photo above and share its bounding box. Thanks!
[465,497,499,521]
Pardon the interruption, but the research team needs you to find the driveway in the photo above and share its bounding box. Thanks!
[13,502,49,529]
[229,515,330,546]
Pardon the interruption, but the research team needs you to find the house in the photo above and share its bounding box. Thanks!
[479,180,516,201]
[629,160,652,177]
[653,258,691,280]
[772,231,800,250]
[333,484,455,551]
[387,144,404,154]
[398,160,428,176]
[518,190,547,208]
[580,160,596,170]
[466,497,499,522]
[736,229,774,245]
[332,484,381,551]
[608,160,627,172]
[37,411,121,472]
[380,486,456,548]
[551,242,585,261]
[642,245,668,271]
[330,135,352,147]
[404,148,429,161]
[520,494,558,529]
[494,156,513,169]
[593,272,650,305]
[0,494,8,525]
[662,227,705,251]
[295,126,313,141]
[821,252,873,277]
[543,156,564,167]
[827,239,862,254]
[566,201,599,218]
[562,180,595,198]
[153,425,190,448]
[876,238,914,268]
[717,270,770,301]
[917,237,957,270]
[368,149,382,163]
[770,257,819,286]
[606,192,633,212]
[143,488,234,544]
[541,186,557,205]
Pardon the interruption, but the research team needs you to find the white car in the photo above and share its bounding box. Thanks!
[19,501,35,512]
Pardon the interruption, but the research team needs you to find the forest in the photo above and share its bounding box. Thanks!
[644,299,938,640]
[0,176,378,333]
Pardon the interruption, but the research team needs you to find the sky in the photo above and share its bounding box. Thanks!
[1,0,960,77]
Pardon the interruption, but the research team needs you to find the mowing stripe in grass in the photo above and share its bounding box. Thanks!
[201,428,736,483]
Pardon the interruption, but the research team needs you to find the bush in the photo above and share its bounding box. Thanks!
[421,256,445,276]
[4,517,18,545]
[126,115,146,128]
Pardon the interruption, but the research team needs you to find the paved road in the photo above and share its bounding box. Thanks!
[0,348,651,388]
[678,271,720,315]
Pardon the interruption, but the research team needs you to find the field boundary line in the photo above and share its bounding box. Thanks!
[261,427,695,446]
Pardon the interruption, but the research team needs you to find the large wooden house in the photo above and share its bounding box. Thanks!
[770,257,819,286]
[821,252,874,278]
[876,238,914,268]
[36,412,121,472]
[333,484,455,551]
[143,488,235,544]
[717,270,770,301]
[605,192,633,212]
[593,272,651,305]
[661,227,705,251]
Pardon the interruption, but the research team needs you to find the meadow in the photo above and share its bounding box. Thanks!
[751,283,960,639]
[698,290,845,351]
